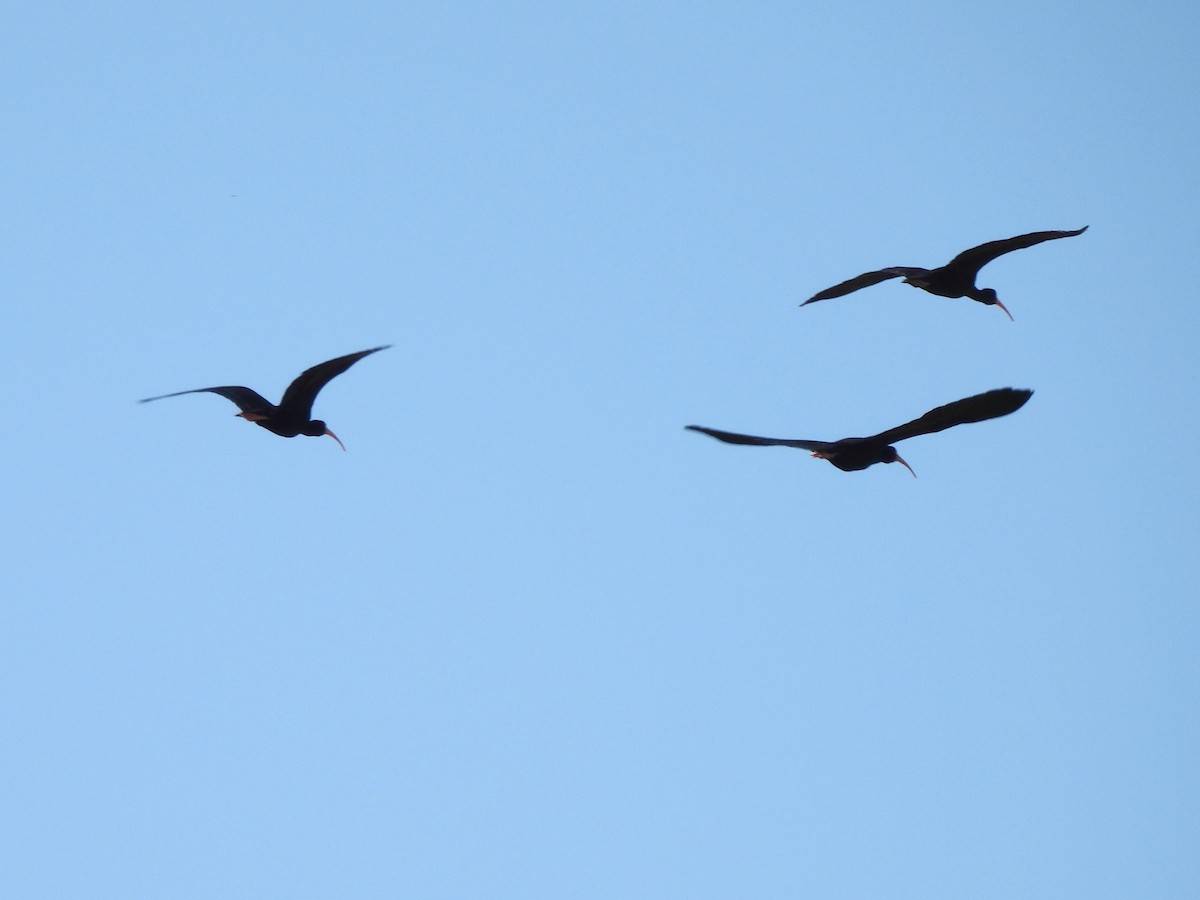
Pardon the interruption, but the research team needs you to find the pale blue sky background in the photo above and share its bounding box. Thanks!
[4,2,1198,897]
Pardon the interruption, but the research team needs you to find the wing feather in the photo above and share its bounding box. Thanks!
[138,386,274,414]
[278,345,391,418]
[868,388,1033,446]
[946,227,1088,273]
[802,267,929,305]
[686,425,829,451]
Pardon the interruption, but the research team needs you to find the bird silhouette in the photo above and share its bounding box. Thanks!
[686,388,1032,476]
[801,227,1087,319]
[140,345,390,450]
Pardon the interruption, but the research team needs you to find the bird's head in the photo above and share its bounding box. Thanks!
[977,288,1014,321]
[304,419,346,451]
[882,446,917,478]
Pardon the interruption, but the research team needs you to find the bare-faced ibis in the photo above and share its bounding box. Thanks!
[140,345,390,450]
[687,388,1032,476]
[801,227,1087,319]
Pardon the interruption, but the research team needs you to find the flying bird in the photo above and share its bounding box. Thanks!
[801,227,1087,319]
[139,345,390,450]
[686,388,1032,476]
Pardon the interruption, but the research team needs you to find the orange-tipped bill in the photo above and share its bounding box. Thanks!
[324,427,346,451]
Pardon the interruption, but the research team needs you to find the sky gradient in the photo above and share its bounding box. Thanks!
[4,2,1199,897]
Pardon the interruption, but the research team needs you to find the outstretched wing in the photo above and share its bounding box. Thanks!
[686,425,829,452]
[802,267,928,305]
[868,388,1033,446]
[278,345,392,419]
[138,385,275,415]
[946,226,1088,273]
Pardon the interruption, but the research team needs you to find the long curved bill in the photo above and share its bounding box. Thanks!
[895,453,917,478]
[324,428,346,451]
[994,298,1014,321]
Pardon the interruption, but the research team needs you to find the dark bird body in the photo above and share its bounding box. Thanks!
[687,388,1032,476]
[140,345,390,450]
[801,227,1087,319]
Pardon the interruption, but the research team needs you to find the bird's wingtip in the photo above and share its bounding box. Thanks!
[1007,387,1035,408]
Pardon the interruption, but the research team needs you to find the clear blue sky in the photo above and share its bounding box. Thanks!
[5,1,1198,896]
